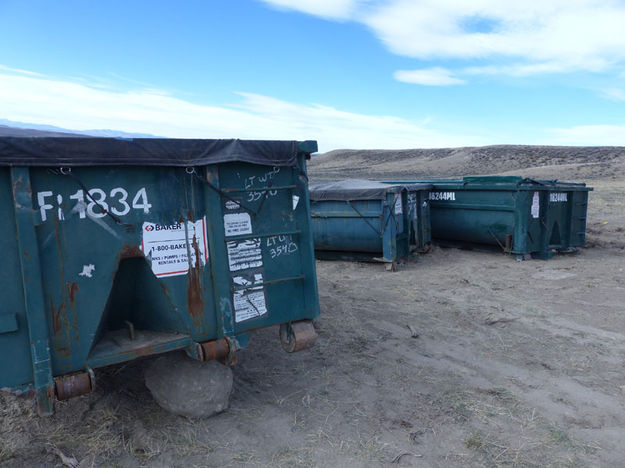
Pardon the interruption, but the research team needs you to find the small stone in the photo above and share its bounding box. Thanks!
[145,352,233,418]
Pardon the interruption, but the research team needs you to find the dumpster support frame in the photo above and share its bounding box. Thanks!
[11,167,55,416]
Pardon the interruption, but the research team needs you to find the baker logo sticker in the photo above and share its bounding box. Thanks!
[141,217,208,277]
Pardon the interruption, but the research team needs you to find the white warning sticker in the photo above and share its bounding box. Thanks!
[224,212,252,237]
[141,217,208,277]
[232,273,267,322]
[407,193,418,220]
[225,200,241,210]
[531,192,540,219]
[394,196,403,215]
[227,238,263,271]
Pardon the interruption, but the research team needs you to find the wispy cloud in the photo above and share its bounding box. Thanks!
[0,64,44,77]
[259,0,358,19]
[394,67,465,86]
[599,88,625,101]
[262,0,625,79]
[0,68,486,152]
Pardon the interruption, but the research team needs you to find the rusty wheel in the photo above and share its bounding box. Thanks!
[279,320,317,353]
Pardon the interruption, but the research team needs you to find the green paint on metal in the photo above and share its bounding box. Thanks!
[310,187,411,262]
[11,167,55,415]
[385,177,592,259]
[0,143,320,410]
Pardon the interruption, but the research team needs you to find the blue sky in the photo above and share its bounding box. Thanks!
[1,0,624,152]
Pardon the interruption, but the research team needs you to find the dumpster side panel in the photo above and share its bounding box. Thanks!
[210,159,319,333]
[411,189,432,251]
[0,169,34,389]
[28,167,220,374]
[0,139,321,409]
[311,199,385,253]
[569,190,589,248]
[430,189,516,247]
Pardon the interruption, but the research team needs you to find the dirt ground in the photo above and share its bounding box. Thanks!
[1,155,624,467]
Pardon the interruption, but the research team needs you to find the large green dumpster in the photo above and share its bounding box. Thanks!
[387,176,592,259]
[0,137,320,415]
[381,182,433,252]
[309,180,410,265]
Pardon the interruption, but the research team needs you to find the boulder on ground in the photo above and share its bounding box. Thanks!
[144,352,233,418]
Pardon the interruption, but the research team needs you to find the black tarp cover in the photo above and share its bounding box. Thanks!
[0,137,302,167]
[309,179,405,201]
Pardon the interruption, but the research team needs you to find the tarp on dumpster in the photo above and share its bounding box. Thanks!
[309,179,403,201]
[0,137,302,167]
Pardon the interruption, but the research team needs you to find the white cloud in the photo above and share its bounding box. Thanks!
[394,67,465,86]
[599,88,625,101]
[550,124,625,145]
[0,70,486,152]
[259,0,358,19]
[261,0,625,77]
[464,62,574,77]
[0,64,44,77]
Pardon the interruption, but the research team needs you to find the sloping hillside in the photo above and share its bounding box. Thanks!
[0,125,85,137]
[308,145,625,181]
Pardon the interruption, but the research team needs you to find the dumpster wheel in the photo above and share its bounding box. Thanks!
[280,320,317,353]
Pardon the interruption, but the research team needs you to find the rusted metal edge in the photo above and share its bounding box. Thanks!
[280,320,317,353]
[54,368,95,401]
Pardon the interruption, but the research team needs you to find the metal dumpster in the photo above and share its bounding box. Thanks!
[0,137,320,415]
[309,179,410,265]
[389,176,592,259]
[381,182,433,252]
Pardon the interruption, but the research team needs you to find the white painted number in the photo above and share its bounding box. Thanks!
[110,187,131,216]
[132,187,152,214]
[37,186,152,222]
[87,188,108,218]
[69,190,86,219]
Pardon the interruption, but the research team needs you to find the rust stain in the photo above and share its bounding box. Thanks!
[66,282,81,337]
[186,234,205,323]
[119,244,143,259]
[12,175,22,191]
[50,296,62,334]
[67,282,79,306]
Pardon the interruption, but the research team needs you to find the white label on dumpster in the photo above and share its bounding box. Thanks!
[407,193,418,220]
[227,238,263,271]
[394,196,403,215]
[232,273,267,322]
[430,191,456,201]
[225,200,241,210]
[549,192,568,203]
[531,192,540,218]
[224,212,252,236]
[141,217,208,277]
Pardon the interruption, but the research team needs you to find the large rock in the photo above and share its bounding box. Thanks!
[144,352,233,418]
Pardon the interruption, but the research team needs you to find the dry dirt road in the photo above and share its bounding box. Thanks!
[1,153,624,467]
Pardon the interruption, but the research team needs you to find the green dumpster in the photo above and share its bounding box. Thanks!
[381,182,433,252]
[309,179,411,265]
[386,176,593,259]
[0,137,320,415]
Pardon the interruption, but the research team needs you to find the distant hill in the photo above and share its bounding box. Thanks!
[308,145,625,181]
[0,125,86,137]
[0,119,158,139]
